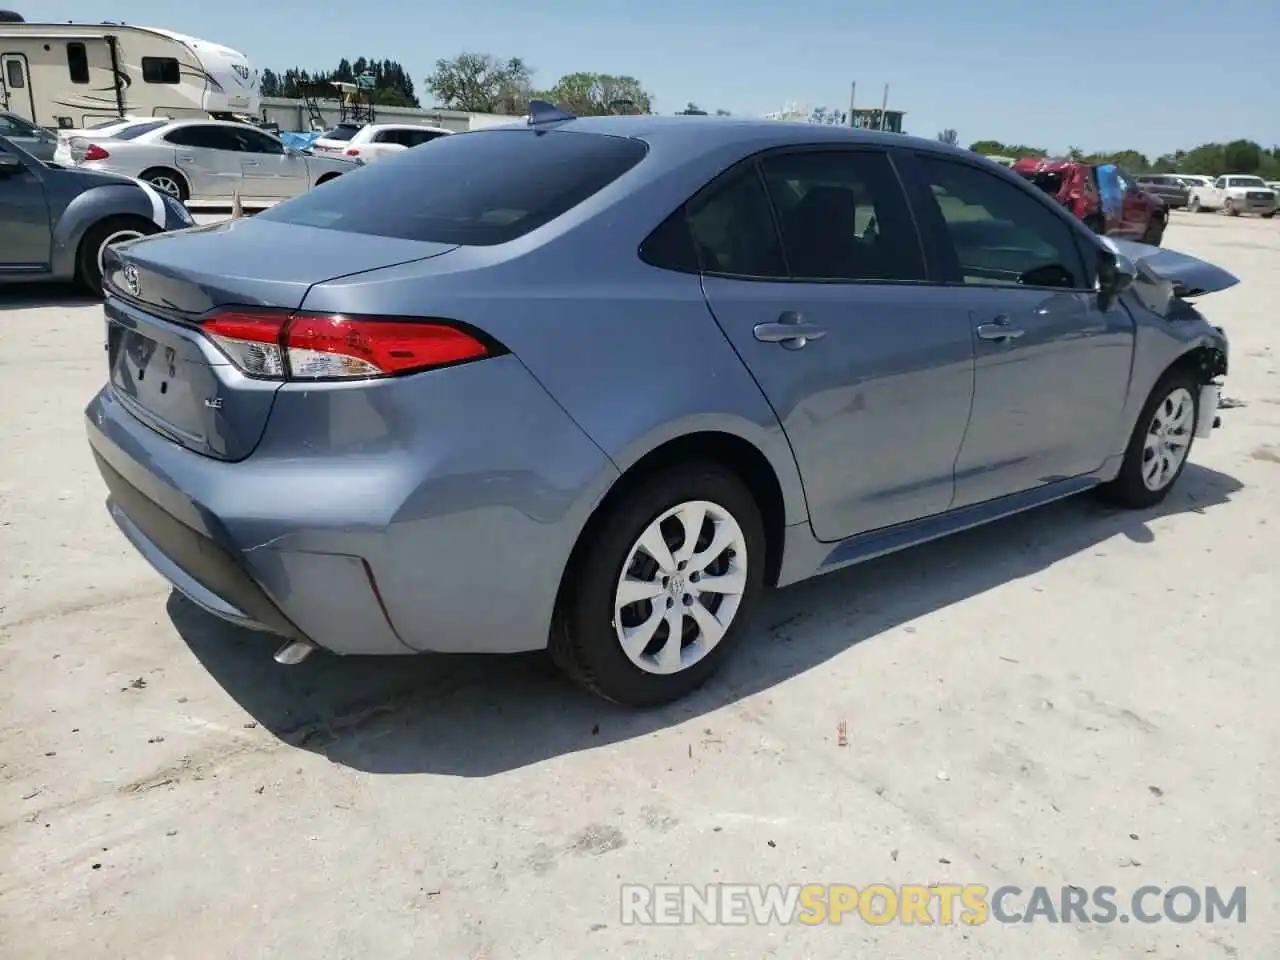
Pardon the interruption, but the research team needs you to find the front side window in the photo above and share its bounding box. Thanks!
[759,150,925,282]
[914,155,1088,290]
[141,57,180,85]
[259,128,648,246]
[66,42,89,84]
[684,167,787,279]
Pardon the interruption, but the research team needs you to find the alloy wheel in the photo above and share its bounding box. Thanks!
[612,500,748,676]
[148,175,182,198]
[1141,387,1194,492]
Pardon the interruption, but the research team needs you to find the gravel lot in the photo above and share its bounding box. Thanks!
[1,210,1277,959]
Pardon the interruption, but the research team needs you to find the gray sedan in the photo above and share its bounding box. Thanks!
[71,119,359,205]
[0,135,193,295]
[86,114,1234,706]
[0,109,57,161]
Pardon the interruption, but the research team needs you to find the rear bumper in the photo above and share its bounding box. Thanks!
[84,352,618,657]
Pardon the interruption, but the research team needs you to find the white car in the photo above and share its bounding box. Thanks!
[71,119,359,206]
[309,122,452,164]
[1187,174,1277,217]
[52,116,159,167]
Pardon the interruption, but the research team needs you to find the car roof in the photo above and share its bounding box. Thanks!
[368,123,452,133]
[472,114,961,157]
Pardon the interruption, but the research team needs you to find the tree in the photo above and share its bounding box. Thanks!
[262,58,419,107]
[424,53,533,113]
[936,128,959,146]
[1222,139,1262,174]
[967,140,1045,160]
[539,73,653,116]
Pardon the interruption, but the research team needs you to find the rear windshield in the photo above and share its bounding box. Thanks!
[320,124,361,142]
[114,120,168,140]
[1018,170,1065,196]
[259,128,649,246]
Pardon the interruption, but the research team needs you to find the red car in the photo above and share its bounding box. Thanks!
[1011,157,1168,246]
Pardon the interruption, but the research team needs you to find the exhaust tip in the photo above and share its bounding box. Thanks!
[273,639,317,665]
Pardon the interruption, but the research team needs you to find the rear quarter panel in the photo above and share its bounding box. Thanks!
[298,131,812,529]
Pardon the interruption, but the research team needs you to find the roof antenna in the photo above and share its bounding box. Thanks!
[527,99,576,126]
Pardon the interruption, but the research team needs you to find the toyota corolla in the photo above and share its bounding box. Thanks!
[85,104,1234,706]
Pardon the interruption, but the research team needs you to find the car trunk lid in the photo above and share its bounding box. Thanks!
[103,219,458,460]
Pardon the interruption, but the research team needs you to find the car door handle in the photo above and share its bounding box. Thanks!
[975,318,1025,341]
[243,160,261,167]
[753,313,827,350]
[177,155,194,163]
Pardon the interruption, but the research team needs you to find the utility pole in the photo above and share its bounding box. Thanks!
[848,81,856,127]
[879,83,889,130]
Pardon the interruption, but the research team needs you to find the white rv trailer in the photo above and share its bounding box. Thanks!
[0,17,260,129]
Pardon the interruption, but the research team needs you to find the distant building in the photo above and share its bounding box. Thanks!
[849,108,905,133]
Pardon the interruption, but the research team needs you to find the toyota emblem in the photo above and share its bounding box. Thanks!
[123,263,140,297]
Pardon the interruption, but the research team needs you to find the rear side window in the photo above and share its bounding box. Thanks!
[321,124,361,142]
[113,120,168,140]
[259,129,648,246]
[66,42,90,84]
[758,150,925,282]
[684,168,787,278]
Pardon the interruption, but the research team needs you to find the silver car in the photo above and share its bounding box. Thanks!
[71,119,359,205]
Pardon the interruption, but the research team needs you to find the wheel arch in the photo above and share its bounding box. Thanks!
[558,430,791,622]
[50,185,160,278]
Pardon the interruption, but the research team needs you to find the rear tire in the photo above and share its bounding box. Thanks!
[550,462,766,707]
[139,167,189,201]
[75,215,158,296]
[1263,211,1276,219]
[1098,369,1200,509]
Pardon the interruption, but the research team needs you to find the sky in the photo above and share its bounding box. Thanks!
[38,0,1280,158]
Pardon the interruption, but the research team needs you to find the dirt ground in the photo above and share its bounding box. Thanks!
[1,210,1277,959]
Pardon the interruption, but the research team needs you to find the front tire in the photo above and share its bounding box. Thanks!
[1188,196,1201,213]
[75,215,158,296]
[1099,370,1200,509]
[1223,198,1237,216]
[551,463,766,707]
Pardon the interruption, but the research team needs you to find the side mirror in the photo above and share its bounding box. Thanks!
[1096,247,1136,309]
[0,152,24,175]
[284,146,300,157]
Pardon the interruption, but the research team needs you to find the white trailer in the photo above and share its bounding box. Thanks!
[0,17,259,130]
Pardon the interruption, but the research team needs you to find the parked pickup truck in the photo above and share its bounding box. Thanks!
[1187,175,1277,217]
[1135,174,1190,209]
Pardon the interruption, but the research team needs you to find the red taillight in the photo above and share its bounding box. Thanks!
[201,309,493,381]
[83,143,110,161]
[345,147,360,156]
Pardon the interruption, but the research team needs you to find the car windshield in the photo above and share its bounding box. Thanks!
[113,120,168,140]
[320,124,362,142]
[90,118,129,130]
[1229,176,1266,187]
[259,128,649,246]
